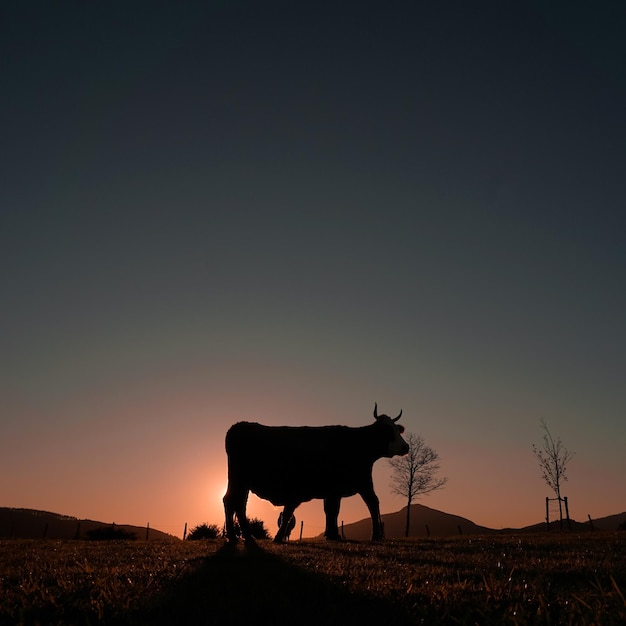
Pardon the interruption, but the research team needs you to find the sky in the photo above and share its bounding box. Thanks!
[1,0,625,538]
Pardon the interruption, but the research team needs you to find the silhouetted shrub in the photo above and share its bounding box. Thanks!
[248,518,270,540]
[187,523,221,540]
[86,526,136,540]
[220,518,270,540]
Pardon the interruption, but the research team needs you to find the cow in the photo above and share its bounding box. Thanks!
[223,403,409,543]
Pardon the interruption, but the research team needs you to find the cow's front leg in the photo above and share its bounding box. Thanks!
[360,487,383,541]
[323,497,342,540]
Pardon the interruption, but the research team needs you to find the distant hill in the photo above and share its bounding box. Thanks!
[510,511,626,534]
[0,508,178,541]
[339,504,495,540]
[335,505,626,540]
[585,511,626,531]
[513,519,596,533]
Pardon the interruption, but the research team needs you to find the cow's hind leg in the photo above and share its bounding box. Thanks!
[223,489,238,542]
[223,483,251,543]
[274,503,297,543]
[234,490,255,544]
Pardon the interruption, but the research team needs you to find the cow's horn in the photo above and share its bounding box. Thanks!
[373,402,378,419]
[393,409,403,422]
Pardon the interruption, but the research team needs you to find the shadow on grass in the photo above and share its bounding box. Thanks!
[128,542,413,626]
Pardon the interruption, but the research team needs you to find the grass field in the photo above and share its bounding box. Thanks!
[1,532,625,625]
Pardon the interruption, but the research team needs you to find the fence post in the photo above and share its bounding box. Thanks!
[545,497,550,531]
[183,522,187,540]
[299,520,303,541]
[457,525,462,536]
[43,523,48,539]
[341,520,344,540]
[426,524,430,537]
[587,514,595,531]
[146,523,150,541]
[564,497,571,531]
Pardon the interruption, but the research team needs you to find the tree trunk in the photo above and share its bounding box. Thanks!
[404,496,412,537]
[557,486,563,527]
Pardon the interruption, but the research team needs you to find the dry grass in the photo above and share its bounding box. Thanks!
[1,532,624,625]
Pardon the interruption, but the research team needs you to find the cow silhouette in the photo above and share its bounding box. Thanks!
[223,403,409,543]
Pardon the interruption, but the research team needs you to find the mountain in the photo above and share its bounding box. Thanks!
[0,508,178,541]
[586,512,626,531]
[512,511,626,533]
[339,504,495,540]
[335,505,626,540]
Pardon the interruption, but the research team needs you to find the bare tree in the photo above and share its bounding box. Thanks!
[532,418,574,524]
[389,433,448,537]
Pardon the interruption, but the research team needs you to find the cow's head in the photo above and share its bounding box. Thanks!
[373,402,410,457]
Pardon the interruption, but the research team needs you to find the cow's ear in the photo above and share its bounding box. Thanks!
[398,425,405,434]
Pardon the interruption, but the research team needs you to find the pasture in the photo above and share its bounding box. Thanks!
[1,533,625,625]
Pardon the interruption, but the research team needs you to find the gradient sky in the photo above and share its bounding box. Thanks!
[2,1,625,538]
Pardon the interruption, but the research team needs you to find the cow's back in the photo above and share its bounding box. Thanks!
[225,421,365,505]
[226,421,353,458]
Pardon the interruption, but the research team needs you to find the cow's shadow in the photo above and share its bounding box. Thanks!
[128,542,413,626]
